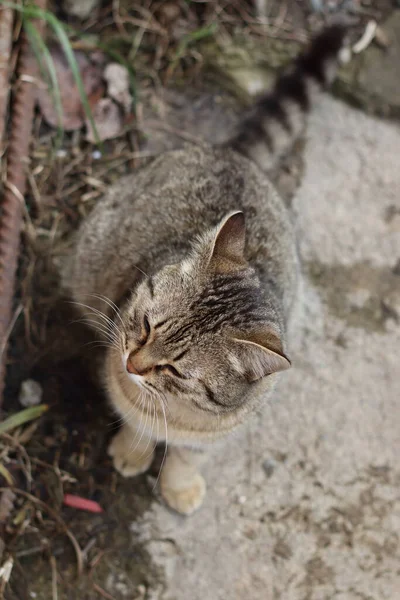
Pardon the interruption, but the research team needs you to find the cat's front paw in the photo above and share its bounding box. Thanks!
[108,427,154,477]
[161,474,206,515]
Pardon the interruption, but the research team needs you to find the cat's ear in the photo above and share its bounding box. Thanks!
[233,327,291,382]
[208,211,247,272]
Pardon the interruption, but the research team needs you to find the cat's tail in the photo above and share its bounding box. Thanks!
[223,24,349,172]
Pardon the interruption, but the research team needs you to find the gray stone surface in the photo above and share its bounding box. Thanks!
[338,11,400,118]
[135,96,400,600]
[358,12,400,110]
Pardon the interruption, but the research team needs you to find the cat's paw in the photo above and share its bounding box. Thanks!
[108,427,154,477]
[161,474,206,515]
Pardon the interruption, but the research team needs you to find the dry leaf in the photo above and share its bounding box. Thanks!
[85,98,123,143]
[0,490,16,523]
[36,45,105,131]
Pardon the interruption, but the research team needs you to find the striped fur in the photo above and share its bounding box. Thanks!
[225,24,348,172]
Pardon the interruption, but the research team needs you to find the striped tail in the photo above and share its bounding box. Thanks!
[224,24,348,172]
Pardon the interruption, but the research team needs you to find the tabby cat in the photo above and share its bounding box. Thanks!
[62,25,347,515]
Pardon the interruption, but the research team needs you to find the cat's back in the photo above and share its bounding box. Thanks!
[62,144,296,312]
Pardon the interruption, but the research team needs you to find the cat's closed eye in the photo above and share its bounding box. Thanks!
[139,314,151,345]
[157,364,185,378]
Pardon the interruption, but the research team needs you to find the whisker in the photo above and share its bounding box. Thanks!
[129,391,151,455]
[153,392,169,491]
[138,400,156,462]
[68,301,122,338]
[133,265,148,278]
[107,401,137,428]
[85,293,126,331]
[82,341,114,350]
[78,317,119,342]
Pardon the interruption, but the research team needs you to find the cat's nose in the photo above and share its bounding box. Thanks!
[126,351,152,376]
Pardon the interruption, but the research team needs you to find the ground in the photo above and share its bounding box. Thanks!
[1,2,400,599]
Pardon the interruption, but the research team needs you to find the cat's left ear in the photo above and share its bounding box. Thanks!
[233,327,291,382]
[208,211,247,272]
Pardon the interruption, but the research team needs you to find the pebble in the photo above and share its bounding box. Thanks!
[262,458,276,478]
[18,379,43,407]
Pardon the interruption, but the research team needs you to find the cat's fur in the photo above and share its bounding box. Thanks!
[62,25,347,514]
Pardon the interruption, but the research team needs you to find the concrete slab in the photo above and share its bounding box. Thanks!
[338,11,400,118]
[133,96,400,600]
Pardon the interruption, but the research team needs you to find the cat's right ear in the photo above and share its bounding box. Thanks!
[233,326,291,382]
[208,211,247,273]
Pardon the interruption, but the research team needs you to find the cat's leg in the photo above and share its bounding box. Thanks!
[160,446,207,515]
[108,421,155,477]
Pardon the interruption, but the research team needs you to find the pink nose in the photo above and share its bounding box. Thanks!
[126,352,152,376]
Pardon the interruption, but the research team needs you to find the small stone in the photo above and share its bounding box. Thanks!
[92,150,102,160]
[104,63,133,115]
[18,379,42,407]
[262,458,276,478]
[62,0,100,19]
[134,584,146,600]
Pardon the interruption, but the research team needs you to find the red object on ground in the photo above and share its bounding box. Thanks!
[63,494,103,513]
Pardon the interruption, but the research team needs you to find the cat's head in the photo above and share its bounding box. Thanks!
[113,212,290,414]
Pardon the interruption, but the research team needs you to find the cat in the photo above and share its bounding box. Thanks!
[61,25,348,515]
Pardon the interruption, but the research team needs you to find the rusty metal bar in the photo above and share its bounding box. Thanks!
[0,2,46,404]
[0,7,14,149]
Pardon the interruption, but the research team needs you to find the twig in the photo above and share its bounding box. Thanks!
[0,432,32,489]
[50,555,58,600]
[92,583,116,600]
[0,304,23,364]
[0,487,83,576]
[0,555,14,596]
[16,543,49,558]
[353,20,377,54]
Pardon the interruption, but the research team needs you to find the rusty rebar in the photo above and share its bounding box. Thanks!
[0,7,14,150]
[0,3,46,404]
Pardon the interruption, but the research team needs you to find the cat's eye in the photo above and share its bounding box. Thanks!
[161,364,182,378]
[143,315,151,335]
[140,314,151,344]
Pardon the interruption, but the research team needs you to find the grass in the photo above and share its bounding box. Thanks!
[3,1,102,145]
[166,22,218,79]
[0,404,48,435]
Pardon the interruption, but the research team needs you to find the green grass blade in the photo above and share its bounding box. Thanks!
[0,405,48,435]
[24,18,64,144]
[1,1,137,115]
[0,463,14,485]
[1,2,101,145]
[176,23,218,57]
[168,23,218,76]
[28,7,101,145]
